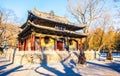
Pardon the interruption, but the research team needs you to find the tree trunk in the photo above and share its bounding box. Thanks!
[106,50,113,60]
[78,49,86,64]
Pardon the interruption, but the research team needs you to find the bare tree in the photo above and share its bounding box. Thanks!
[0,11,4,45]
[99,14,114,61]
[98,13,111,51]
[67,0,105,64]
[0,8,20,49]
[67,0,105,33]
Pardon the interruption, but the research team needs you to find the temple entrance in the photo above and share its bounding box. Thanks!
[57,41,63,51]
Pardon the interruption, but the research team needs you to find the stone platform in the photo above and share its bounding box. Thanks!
[4,48,99,65]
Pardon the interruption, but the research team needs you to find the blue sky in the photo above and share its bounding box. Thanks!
[0,0,120,27]
[0,0,69,24]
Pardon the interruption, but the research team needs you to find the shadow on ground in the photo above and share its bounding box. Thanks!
[0,65,23,76]
[0,48,16,70]
[34,60,81,76]
[0,61,13,71]
[0,48,21,76]
[87,61,120,73]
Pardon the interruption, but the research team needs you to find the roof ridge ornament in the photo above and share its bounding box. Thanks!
[34,7,37,12]
[49,10,54,16]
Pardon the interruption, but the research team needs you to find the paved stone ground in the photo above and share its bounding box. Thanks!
[0,55,120,76]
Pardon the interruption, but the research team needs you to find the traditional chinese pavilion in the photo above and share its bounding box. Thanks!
[18,8,87,51]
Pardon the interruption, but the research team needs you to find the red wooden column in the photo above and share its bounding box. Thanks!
[23,40,26,51]
[20,42,23,51]
[78,38,82,50]
[77,40,79,50]
[25,39,28,51]
[21,42,24,51]
[24,40,26,51]
[67,38,69,49]
[18,42,22,51]
[28,36,31,51]
[54,38,57,50]
[39,36,42,50]
[21,43,23,51]
[80,38,82,49]
[31,34,35,51]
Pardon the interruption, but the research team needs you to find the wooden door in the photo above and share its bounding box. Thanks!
[57,41,63,51]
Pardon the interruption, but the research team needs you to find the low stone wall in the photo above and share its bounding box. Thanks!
[13,50,79,65]
[4,48,15,62]
[85,50,95,60]
[4,48,100,65]
[85,50,100,61]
